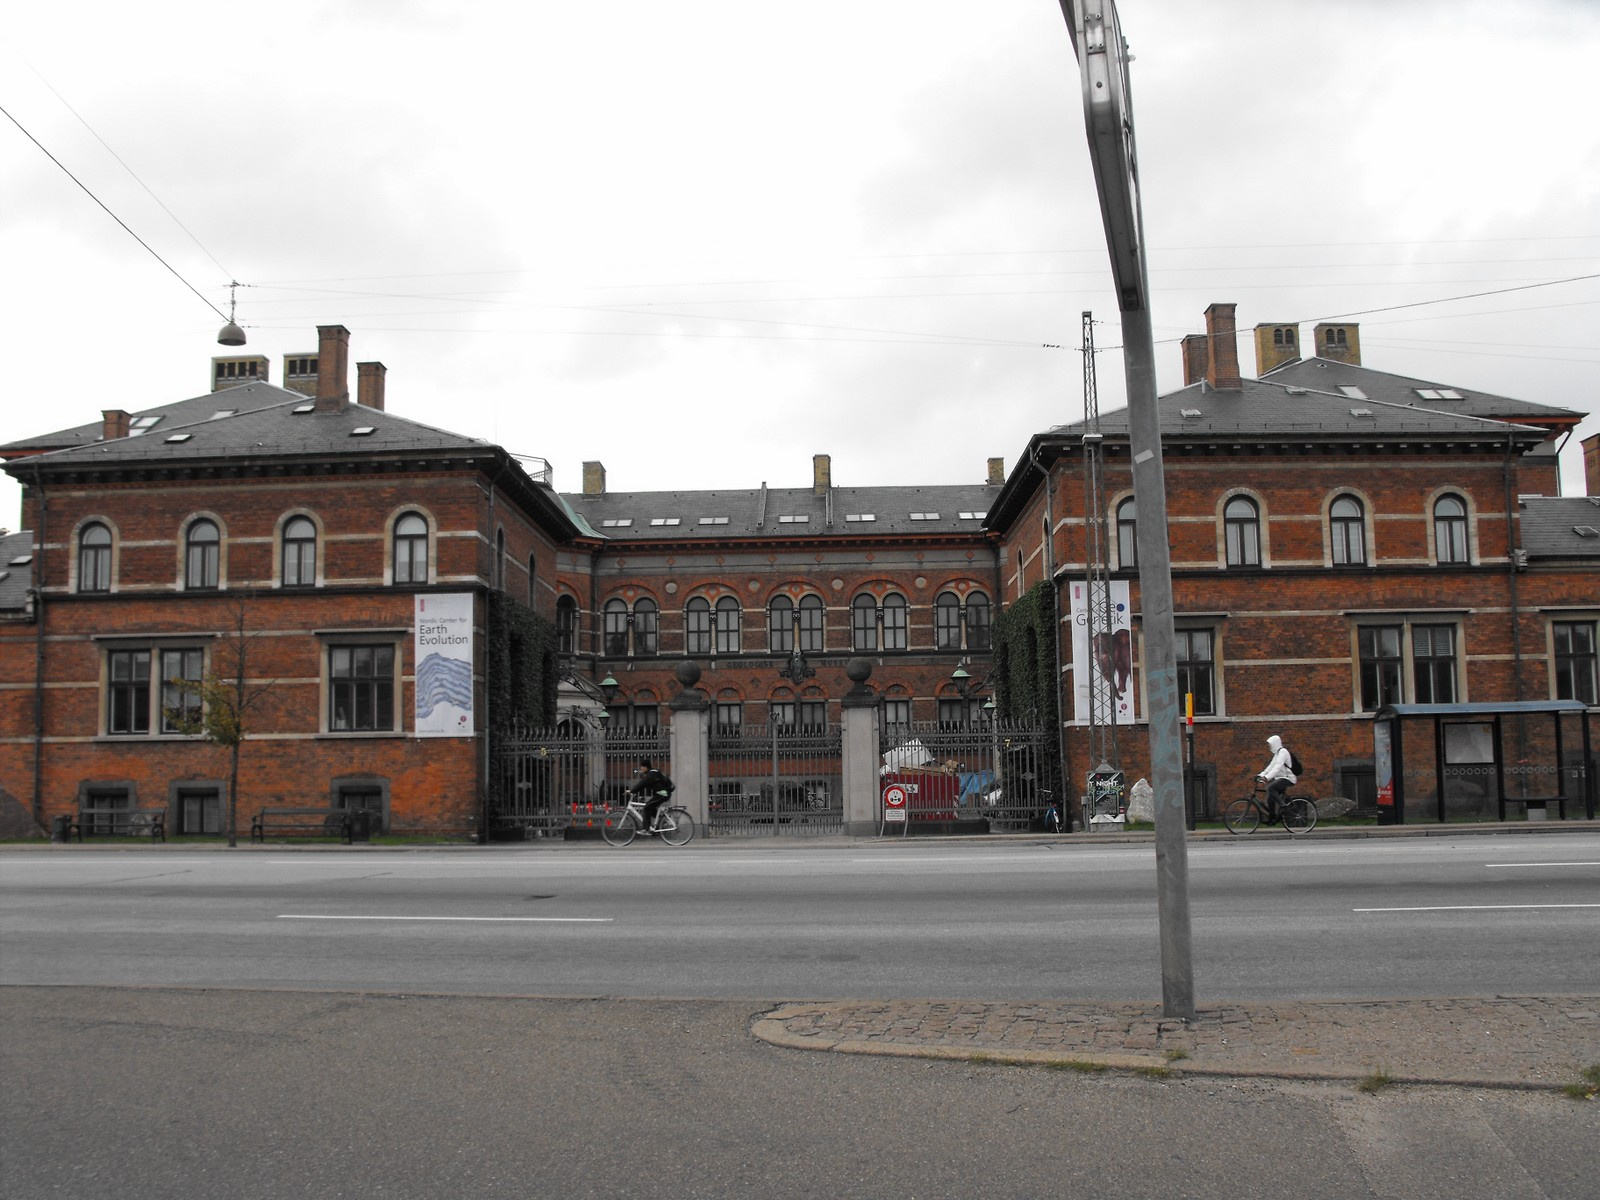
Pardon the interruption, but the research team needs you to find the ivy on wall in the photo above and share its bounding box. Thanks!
[485,590,558,728]
[990,580,1062,730]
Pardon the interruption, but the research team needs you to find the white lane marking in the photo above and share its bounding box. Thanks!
[1484,862,1600,868]
[277,915,612,923]
[1354,903,1600,913]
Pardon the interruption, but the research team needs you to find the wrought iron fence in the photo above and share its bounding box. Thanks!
[707,721,843,837]
[489,719,668,837]
[878,718,1056,831]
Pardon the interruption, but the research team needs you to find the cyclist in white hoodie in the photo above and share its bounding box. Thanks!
[1257,735,1296,820]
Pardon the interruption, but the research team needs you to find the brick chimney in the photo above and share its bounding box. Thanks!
[1584,432,1599,497]
[101,409,131,441]
[1181,334,1209,386]
[1313,322,1361,365]
[1253,323,1300,375]
[813,453,832,496]
[313,325,350,413]
[1204,303,1241,390]
[582,461,606,496]
[356,361,386,411]
[987,457,1005,485]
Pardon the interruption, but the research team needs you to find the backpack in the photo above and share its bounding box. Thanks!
[1289,750,1305,776]
[664,776,676,795]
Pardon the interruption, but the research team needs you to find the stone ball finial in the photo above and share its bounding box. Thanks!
[845,658,873,684]
[675,661,702,688]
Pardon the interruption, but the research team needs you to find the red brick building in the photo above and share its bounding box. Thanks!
[985,303,1597,818]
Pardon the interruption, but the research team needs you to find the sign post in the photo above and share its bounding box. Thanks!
[881,781,909,837]
[1059,0,1195,1020]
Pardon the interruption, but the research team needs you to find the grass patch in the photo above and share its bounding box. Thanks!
[1356,1069,1396,1094]
[1164,1048,1191,1062]
[1561,1064,1600,1101]
[1135,1065,1174,1079]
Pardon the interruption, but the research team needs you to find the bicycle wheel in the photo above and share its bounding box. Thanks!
[658,806,695,846]
[1222,798,1260,835]
[1282,797,1318,834]
[602,809,637,847]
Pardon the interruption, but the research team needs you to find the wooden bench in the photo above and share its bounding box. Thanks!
[250,807,353,843]
[71,807,166,842]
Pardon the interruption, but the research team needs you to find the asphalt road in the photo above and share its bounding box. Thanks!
[4,986,1596,1200]
[3,834,1597,1000]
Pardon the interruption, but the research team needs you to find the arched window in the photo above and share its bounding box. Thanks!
[603,598,630,657]
[1330,496,1365,566]
[685,597,711,655]
[633,598,658,656]
[714,596,741,654]
[851,595,878,652]
[1116,498,1138,568]
[281,516,316,587]
[185,519,219,590]
[1434,495,1468,564]
[935,592,962,650]
[1224,497,1260,567]
[556,595,578,655]
[798,594,824,653]
[769,596,795,654]
[882,594,907,651]
[966,593,991,651]
[78,522,111,593]
[393,512,429,584]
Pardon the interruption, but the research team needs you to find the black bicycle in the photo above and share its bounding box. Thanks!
[1223,780,1317,835]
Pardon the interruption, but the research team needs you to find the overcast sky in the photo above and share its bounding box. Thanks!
[4,0,1597,532]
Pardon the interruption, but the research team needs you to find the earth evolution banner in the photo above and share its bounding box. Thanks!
[414,593,474,737]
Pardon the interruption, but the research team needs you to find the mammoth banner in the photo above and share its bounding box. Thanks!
[414,592,474,737]
[1068,579,1133,725]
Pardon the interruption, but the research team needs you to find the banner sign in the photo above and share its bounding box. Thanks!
[414,593,474,737]
[1068,579,1133,725]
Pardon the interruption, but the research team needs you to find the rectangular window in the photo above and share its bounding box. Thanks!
[800,700,827,729]
[882,602,907,651]
[937,698,978,726]
[1412,624,1458,704]
[881,699,911,728]
[81,788,131,835]
[329,644,396,732]
[715,702,742,733]
[108,650,151,734]
[769,701,796,729]
[177,787,222,835]
[1553,620,1598,705]
[160,648,205,733]
[1359,626,1403,712]
[686,605,711,656]
[1175,629,1216,717]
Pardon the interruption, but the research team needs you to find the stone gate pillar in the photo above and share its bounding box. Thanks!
[840,658,879,837]
[668,662,711,825]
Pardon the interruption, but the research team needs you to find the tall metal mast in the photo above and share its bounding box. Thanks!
[1081,311,1118,769]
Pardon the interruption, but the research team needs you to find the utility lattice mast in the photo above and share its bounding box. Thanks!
[1081,311,1119,771]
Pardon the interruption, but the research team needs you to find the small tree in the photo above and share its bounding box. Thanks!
[165,598,275,847]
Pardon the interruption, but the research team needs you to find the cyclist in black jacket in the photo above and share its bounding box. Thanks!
[631,758,673,833]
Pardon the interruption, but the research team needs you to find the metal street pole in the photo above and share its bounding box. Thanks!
[1059,0,1194,1019]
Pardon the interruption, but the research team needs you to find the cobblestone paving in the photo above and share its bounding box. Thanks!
[756,995,1600,1089]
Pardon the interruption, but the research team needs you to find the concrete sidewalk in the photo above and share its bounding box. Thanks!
[754,994,1600,1092]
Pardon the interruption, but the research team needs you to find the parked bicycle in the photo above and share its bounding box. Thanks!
[1040,791,1063,833]
[1223,780,1317,835]
[602,794,696,847]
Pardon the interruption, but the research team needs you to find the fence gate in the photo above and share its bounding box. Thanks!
[878,719,1055,831]
[490,719,668,838]
[707,722,843,837]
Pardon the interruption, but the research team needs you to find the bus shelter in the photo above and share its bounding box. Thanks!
[1372,700,1594,824]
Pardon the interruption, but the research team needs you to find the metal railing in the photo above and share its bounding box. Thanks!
[707,721,843,837]
[878,719,1056,831]
[490,719,668,837]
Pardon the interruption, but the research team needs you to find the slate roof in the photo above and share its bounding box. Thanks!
[0,530,34,614]
[0,381,304,456]
[1261,357,1584,428]
[1519,496,1600,560]
[1045,378,1549,443]
[561,483,1001,542]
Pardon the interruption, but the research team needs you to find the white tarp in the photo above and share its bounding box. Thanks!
[881,738,934,772]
